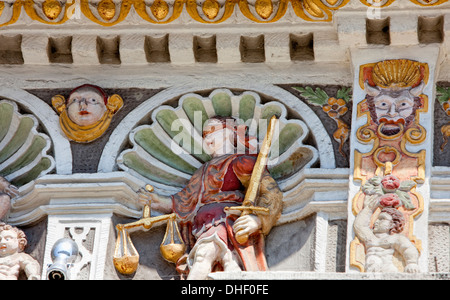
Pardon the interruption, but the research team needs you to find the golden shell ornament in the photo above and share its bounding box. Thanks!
[371,59,425,89]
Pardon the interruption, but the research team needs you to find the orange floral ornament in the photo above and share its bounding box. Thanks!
[322,97,348,118]
[443,101,450,116]
[293,86,351,159]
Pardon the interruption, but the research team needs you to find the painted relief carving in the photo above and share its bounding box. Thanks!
[351,59,428,272]
[24,0,75,24]
[1,0,448,27]
[115,116,282,279]
[353,193,420,273]
[353,172,420,272]
[0,222,41,280]
[52,84,123,143]
[81,0,132,26]
[293,86,351,158]
[0,100,55,187]
[360,0,447,7]
[113,89,318,278]
[0,1,21,27]
[435,86,450,151]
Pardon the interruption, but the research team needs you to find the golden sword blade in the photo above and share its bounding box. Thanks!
[229,115,278,244]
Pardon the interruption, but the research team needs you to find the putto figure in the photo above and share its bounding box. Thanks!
[353,194,420,273]
[0,222,41,280]
[52,84,123,143]
[139,116,283,280]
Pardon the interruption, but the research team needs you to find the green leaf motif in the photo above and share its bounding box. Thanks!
[293,86,329,106]
[395,190,415,210]
[362,181,383,195]
[436,86,450,104]
[399,180,416,192]
[336,87,352,103]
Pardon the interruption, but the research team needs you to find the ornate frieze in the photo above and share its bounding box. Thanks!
[0,0,445,27]
[360,0,448,7]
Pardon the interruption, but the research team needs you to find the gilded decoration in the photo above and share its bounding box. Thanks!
[350,59,428,273]
[361,0,448,7]
[52,84,123,143]
[0,0,445,27]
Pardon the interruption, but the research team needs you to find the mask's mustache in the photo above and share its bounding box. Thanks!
[379,117,405,125]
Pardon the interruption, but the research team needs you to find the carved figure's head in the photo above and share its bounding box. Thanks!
[373,207,405,235]
[202,116,237,157]
[66,84,108,127]
[202,116,257,156]
[52,84,123,143]
[0,223,27,256]
[365,81,424,136]
[362,59,427,137]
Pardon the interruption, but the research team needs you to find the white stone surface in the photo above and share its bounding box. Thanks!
[21,34,50,65]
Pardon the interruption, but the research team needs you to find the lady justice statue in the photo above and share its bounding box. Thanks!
[135,115,283,280]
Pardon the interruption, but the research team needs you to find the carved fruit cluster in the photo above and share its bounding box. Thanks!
[362,174,416,210]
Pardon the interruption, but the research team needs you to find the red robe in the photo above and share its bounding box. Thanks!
[172,154,269,274]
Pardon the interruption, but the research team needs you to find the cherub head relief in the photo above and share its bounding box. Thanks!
[362,59,427,137]
[52,84,123,143]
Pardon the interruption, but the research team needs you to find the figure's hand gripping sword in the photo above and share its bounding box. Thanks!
[225,115,278,245]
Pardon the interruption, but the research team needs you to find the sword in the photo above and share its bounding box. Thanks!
[225,115,278,245]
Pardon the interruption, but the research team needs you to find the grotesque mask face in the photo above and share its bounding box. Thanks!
[365,81,424,137]
[67,88,107,127]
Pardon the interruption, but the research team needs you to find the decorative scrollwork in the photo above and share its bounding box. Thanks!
[361,0,448,7]
[291,0,348,22]
[80,0,132,26]
[186,0,236,23]
[238,0,288,23]
[23,0,75,24]
[0,0,447,27]
[134,0,184,23]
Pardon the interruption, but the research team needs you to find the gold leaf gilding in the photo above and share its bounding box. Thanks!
[42,0,62,20]
[255,0,273,19]
[98,0,116,21]
[325,0,339,5]
[151,0,169,20]
[202,0,220,20]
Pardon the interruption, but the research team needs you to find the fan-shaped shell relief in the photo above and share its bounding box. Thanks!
[0,100,55,187]
[117,89,318,188]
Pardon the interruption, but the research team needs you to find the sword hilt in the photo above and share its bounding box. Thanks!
[224,205,269,245]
